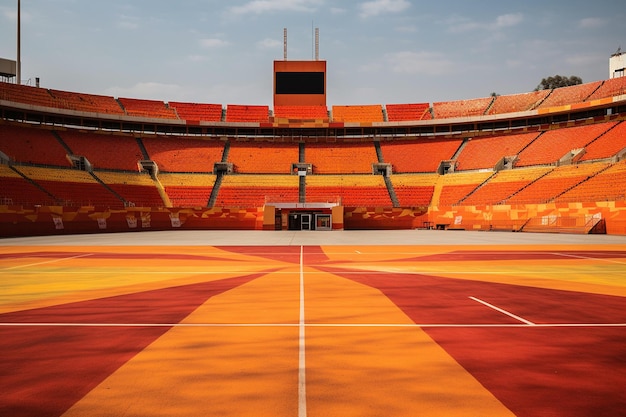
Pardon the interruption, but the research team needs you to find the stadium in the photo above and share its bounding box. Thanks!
[2,53,626,235]
[1,5,626,417]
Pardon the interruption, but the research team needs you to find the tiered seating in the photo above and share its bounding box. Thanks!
[555,160,626,203]
[117,97,179,119]
[380,138,463,173]
[391,174,438,206]
[515,122,615,167]
[216,175,299,207]
[432,97,493,119]
[95,171,163,207]
[168,102,223,122]
[48,89,124,115]
[2,125,65,165]
[579,122,626,161]
[0,82,57,108]
[535,81,602,109]
[0,124,70,166]
[305,175,391,206]
[16,166,123,207]
[58,130,144,171]
[273,106,328,120]
[487,90,549,115]
[587,77,626,101]
[331,105,384,123]
[455,132,540,171]
[159,173,216,207]
[508,162,609,204]
[462,166,553,206]
[228,142,298,174]
[142,136,223,173]
[225,105,269,122]
[0,164,57,206]
[306,142,378,174]
[385,103,431,121]
[438,171,494,206]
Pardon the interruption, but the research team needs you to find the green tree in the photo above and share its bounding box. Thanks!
[534,75,583,91]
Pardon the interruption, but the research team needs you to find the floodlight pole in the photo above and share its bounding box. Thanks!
[17,0,21,84]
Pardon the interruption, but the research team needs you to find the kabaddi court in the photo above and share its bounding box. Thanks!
[1,229,625,417]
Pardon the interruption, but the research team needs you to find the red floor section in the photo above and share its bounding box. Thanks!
[0,272,267,417]
[322,265,626,417]
[425,326,626,417]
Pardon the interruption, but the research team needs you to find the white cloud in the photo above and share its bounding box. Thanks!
[2,7,33,23]
[495,13,523,28]
[366,51,454,75]
[448,12,523,33]
[330,7,347,15]
[105,82,183,101]
[200,38,230,48]
[229,0,324,15]
[395,25,417,33]
[117,15,139,30]
[578,17,605,29]
[257,38,282,49]
[359,0,410,18]
[566,53,603,67]
[187,54,208,62]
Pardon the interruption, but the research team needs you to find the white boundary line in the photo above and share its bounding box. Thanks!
[1,322,625,328]
[298,245,307,417]
[2,253,93,270]
[551,252,626,264]
[469,296,535,325]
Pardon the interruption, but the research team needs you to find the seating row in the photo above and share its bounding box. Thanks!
[2,78,625,121]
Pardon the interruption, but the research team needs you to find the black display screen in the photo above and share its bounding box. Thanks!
[275,72,324,95]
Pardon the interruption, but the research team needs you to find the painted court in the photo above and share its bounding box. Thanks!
[1,230,625,417]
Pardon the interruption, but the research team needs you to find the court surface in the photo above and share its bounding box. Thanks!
[1,230,625,417]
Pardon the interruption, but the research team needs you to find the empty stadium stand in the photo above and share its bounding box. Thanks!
[391,174,437,206]
[385,103,431,121]
[168,101,223,122]
[305,175,392,207]
[306,142,379,174]
[554,160,626,203]
[118,97,179,119]
[455,132,540,171]
[461,166,554,206]
[58,130,145,171]
[159,173,216,207]
[432,97,493,119]
[331,105,384,123]
[215,175,299,207]
[587,77,626,100]
[379,138,463,173]
[515,122,616,167]
[142,136,224,173]
[0,123,70,166]
[507,162,609,204]
[535,81,602,109]
[273,105,328,120]
[228,141,299,174]
[225,105,270,122]
[487,90,549,115]
[48,89,125,115]
[3,74,626,235]
[578,122,626,161]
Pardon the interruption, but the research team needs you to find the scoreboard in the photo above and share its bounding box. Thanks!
[273,60,326,107]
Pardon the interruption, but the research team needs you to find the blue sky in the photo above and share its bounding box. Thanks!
[1,0,625,106]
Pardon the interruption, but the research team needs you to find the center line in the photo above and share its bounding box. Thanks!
[470,296,535,325]
[298,245,307,417]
